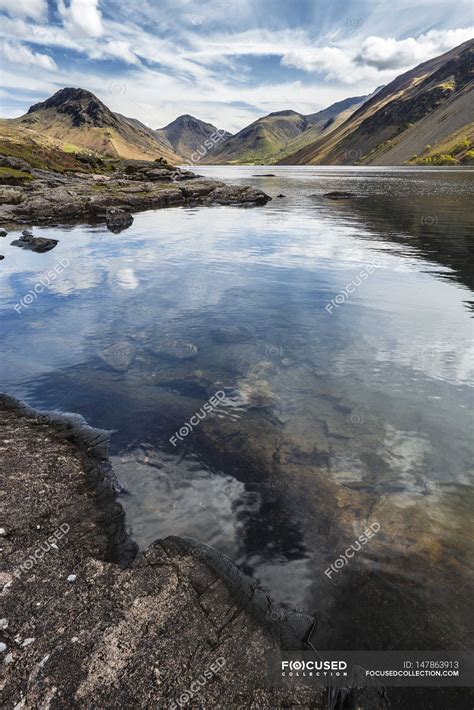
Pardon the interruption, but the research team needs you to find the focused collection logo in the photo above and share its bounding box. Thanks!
[282,660,348,676]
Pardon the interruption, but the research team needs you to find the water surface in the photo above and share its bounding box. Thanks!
[1,165,473,654]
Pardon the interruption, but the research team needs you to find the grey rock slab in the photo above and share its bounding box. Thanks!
[98,341,136,372]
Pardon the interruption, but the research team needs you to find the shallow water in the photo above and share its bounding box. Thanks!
[1,166,473,653]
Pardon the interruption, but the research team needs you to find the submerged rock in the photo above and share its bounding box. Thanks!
[237,361,278,407]
[0,228,7,236]
[98,341,136,372]
[323,191,356,200]
[105,207,134,233]
[210,325,252,344]
[11,235,58,253]
[150,338,198,361]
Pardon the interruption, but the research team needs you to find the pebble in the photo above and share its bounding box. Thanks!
[0,642,7,652]
[0,618,8,629]
[67,574,77,582]
[22,637,35,647]
[0,528,6,535]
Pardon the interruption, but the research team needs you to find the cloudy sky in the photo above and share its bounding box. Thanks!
[0,0,472,132]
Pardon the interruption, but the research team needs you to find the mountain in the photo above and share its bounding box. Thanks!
[202,96,372,164]
[280,39,474,165]
[156,114,231,161]
[6,88,182,163]
[201,110,309,164]
[276,91,380,162]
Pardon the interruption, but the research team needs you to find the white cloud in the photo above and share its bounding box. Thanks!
[356,28,474,70]
[0,16,83,51]
[281,26,474,82]
[187,28,310,63]
[86,38,140,64]
[282,46,353,75]
[102,40,139,65]
[0,39,56,70]
[0,0,46,20]
[58,0,103,38]
[281,45,393,85]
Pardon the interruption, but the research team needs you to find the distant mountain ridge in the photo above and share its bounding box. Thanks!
[274,90,382,163]
[199,95,374,165]
[156,114,231,161]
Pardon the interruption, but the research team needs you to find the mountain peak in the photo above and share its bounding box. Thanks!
[157,114,231,160]
[266,109,301,118]
[164,114,210,130]
[26,87,117,129]
[28,87,101,113]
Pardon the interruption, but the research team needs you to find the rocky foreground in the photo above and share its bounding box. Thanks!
[0,396,391,709]
[0,154,271,227]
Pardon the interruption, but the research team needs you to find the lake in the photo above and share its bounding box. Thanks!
[1,165,473,655]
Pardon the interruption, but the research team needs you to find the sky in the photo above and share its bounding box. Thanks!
[0,0,472,132]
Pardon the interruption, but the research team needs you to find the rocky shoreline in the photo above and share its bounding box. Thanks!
[0,395,392,709]
[0,394,321,708]
[0,155,271,229]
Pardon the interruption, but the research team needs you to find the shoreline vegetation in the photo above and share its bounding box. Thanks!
[0,394,391,708]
